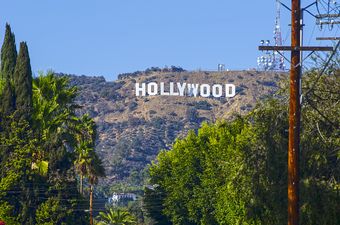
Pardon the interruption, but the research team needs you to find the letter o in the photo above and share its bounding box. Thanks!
[148,82,158,96]
[200,84,210,97]
[212,84,223,97]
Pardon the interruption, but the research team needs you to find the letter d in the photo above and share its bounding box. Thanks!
[225,84,236,97]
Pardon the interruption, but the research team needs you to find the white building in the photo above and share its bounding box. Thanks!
[108,193,137,205]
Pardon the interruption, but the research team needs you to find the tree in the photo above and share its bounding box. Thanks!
[96,208,137,225]
[298,60,340,225]
[143,186,171,225]
[72,114,104,225]
[0,23,17,81]
[32,72,91,224]
[13,42,32,117]
[88,151,105,225]
[0,79,15,116]
[0,22,97,224]
[31,72,103,225]
[74,114,97,195]
[149,120,261,225]
[0,201,20,225]
[75,141,93,195]
[0,117,39,225]
[0,26,36,225]
[0,23,17,115]
[35,197,66,225]
[32,72,78,168]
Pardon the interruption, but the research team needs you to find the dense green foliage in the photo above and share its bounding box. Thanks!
[143,186,171,225]
[146,66,339,224]
[0,25,104,225]
[0,117,38,224]
[0,79,15,116]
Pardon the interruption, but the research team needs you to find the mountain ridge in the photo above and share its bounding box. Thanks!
[63,69,287,186]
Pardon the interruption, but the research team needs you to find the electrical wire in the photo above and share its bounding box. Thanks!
[308,24,317,46]
[305,39,340,97]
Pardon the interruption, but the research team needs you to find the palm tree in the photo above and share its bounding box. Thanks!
[73,118,105,225]
[71,113,105,225]
[33,72,106,224]
[32,72,78,140]
[74,141,92,195]
[88,151,105,225]
[74,114,97,194]
[32,72,79,169]
[96,208,137,225]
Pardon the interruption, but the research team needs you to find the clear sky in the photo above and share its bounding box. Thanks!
[0,0,338,80]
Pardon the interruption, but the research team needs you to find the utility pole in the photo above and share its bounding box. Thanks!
[259,0,334,224]
[288,1,301,224]
[90,185,93,225]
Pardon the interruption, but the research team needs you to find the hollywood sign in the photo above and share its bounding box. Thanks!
[135,82,236,98]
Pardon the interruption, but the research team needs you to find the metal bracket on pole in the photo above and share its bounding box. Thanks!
[259,46,334,51]
[316,37,340,41]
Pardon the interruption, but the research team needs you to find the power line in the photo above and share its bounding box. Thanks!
[304,39,340,97]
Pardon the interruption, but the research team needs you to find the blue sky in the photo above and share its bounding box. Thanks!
[0,0,338,80]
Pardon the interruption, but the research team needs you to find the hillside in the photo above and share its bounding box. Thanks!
[65,69,287,187]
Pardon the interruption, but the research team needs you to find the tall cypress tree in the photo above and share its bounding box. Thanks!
[13,42,32,114]
[12,42,34,225]
[0,23,17,115]
[1,23,17,80]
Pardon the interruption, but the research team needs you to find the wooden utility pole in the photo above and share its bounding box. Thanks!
[259,0,334,224]
[288,0,301,224]
[90,185,93,225]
